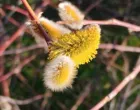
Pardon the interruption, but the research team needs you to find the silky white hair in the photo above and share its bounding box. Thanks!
[43,55,77,91]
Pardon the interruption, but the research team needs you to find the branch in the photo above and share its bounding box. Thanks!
[0,94,43,105]
[0,0,50,55]
[99,43,140,53]
[71,82,92,110]
[0,55,36,82]
[3,4,28,16]
[90,64,140,110]
[21,0,51,42]
[0,25,26,55]
[84,19,140,32]
[126,95,140,110]
[58,19,140,32]
[0,8,20,26]
[0,44,44,56]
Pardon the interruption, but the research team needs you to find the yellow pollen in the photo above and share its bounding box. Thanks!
[40,20,62,39]
[49,25,101,66]
[64,5,80,21]
[53,63,69,85]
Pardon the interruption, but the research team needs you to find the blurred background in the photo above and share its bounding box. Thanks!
[0,0,140,110]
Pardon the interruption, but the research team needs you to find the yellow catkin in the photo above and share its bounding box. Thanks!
[26,17,71,41]
[44,55,77,91]
[39,17,71,40]
[58,1,84,29]
[49,24,101,67]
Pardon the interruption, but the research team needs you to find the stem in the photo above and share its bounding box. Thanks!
[21,0,51,43]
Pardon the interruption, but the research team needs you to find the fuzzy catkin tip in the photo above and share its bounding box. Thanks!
[58,1,84,30]
[43,55,77,91]
[49,24,101,67]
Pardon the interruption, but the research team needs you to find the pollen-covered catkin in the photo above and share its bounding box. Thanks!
[43,55,77,91]
[49,24,101,67]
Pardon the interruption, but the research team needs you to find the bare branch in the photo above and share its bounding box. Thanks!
[99,44,140,53]
[0,55,36,82]
[84,19,140,32]
[90,65,140,110]
[127,95,140,110]
[58,19,140,32]
[71,82,92,110]
[0,95,43,105]
[21,0,51,42]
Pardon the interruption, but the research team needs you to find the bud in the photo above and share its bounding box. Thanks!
[39,17,71,40]
[44,55,77,91]
[58,1,84,30]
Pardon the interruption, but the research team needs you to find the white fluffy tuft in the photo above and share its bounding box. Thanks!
[25,21,48,50]
[43,55,77,91]
[58,1,84,29]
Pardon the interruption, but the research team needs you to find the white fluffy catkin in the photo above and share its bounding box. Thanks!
[58,1,84,29]
[43,55,77,91]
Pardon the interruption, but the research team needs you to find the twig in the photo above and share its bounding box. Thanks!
[84,19,140,32]
[99,43,140,53]
[71,82,92,110]
[126,95,140,110]
[125,85,140,98]
[84,0,103,15]
[58,18,140,32]
[0,8,20,26]
[0,25,26,55]
[90,64,140,110]
[0,44,44,56]
[0,56,10,96]
[119,82,133,110]
[0,21,10,97]
[0,0,50,55]
[0,94,44,105]
[21,0,51,42]
[0,55,36,82]
[3,4,28,16]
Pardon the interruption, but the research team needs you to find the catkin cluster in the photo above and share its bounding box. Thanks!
[26,1,101,91]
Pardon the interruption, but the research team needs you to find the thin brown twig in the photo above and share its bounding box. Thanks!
[0,22,10,97]
[90,64,140,110]
[106,38,128,71]
[125,85,140,98]
[0,25,26,55]
[3,4,28,16]
[99,43,140,53]
[0,0,50,55]
[0,44,44,56]
[0,55,36,82]
[0,94,44,105]
[84,19,140,32]
[58,19,140,32]
[0,56,10,96]
[126,95,140,110]
[71,82,92,110]
[84,0,103,15]
[0,8,20,26]
[21,0,51,42]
